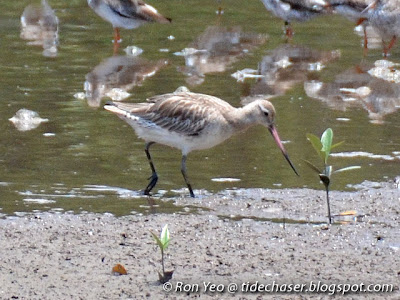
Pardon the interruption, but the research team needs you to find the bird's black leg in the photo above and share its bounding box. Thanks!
[181,154,195,198]
[144,142,158,195]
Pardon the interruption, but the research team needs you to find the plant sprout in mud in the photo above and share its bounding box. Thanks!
[305,128,361,224]
[150,224,173,283]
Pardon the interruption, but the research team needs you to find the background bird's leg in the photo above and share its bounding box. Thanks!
[363,26,368,56]
[356,18,368,56]
[113,28,121,54]
[113,27,121,43]
[284,21,293,42]
[181,155,195,198]
[144,142,158,195]
[216,0,223,15]
[384,36,397,57]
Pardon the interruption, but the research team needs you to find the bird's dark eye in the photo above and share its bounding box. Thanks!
[263,111,269,117]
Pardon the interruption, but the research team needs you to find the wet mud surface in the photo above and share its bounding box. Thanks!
[1,182,399,299]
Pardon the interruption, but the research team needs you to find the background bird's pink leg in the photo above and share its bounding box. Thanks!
[113,28,121,54]
[113,28,121,43]
[356,18,368,56]
[384,36,397,57]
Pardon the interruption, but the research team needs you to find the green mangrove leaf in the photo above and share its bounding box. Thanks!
[331,141,345,150]
[160,224,170,250]
[303,159,322,174]
[306,133,324,160]
[150,231,164,250]
[333,166,361,174]
[321,128,333,163]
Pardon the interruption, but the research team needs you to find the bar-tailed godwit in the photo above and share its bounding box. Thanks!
[328,0,373,53]
[104,90,298,197]
[367,0,400,56]
[260,0,330,38]
[87,0,171,49]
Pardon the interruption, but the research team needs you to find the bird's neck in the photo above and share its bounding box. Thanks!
[226,102,259,132]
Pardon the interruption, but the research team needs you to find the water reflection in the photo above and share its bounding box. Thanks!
[20,0,59,57]
[2,0,400,217]
[84,55,168,107]
[305,61,400,124]
[9,109,49,132]
[175,26,267,86]
[238,44,340,100]
[7,184,201,217]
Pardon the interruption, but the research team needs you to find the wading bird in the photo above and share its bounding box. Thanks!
[87,0,171,52]
[366,0,400,56]
[328,0,373,54]
[260,0,330,38]
[104,91,298,197]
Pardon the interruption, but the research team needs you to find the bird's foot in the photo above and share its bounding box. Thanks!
[144,173,158,195]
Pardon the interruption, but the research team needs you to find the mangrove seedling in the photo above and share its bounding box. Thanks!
[150,224,173,283]
[305,128,360,224]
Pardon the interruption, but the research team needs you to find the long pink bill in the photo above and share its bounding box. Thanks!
[361,0,378,14]
[268,125,299,176]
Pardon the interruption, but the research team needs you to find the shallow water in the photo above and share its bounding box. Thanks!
[1,0,400,216]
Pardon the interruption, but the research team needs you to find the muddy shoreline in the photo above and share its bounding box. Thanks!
[0,183,399,299]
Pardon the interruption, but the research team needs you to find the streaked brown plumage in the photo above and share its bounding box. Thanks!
[104,90,298,197]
